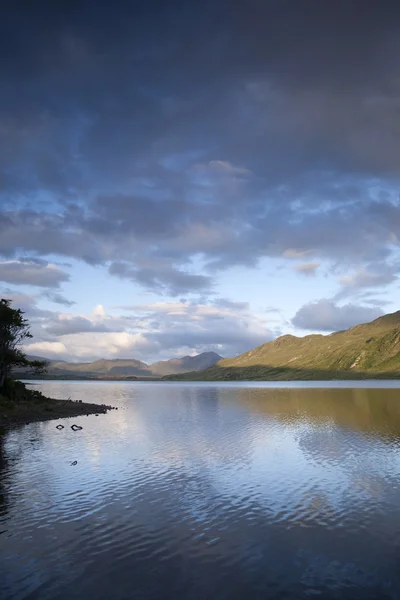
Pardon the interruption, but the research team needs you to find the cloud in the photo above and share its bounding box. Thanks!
[283,249,312,259]
[191,160,252,178]
[3,188,398,291]
[21,300,277,362]
[0,260,69,288]
[25,341,68,358]
[354,292,393,307]
[213,298,250,311]
[338,266,397,292]
[108,261,213,296]
[294,262,320,276]
[26,332,158,361]
[93,304,107,318]
[0,3,400,293]
[129,298,250,315]
[2,1,400,348]
[43,291,76,307]
[44,315,112,336]
[292,299,384,332]
[40,303,144,339]
[126,301,277,358]
[0,288,53,318]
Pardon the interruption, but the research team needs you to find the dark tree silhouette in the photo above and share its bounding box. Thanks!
[0,299,46,392]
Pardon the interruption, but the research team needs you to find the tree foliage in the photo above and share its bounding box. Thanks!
[0,299,47,391]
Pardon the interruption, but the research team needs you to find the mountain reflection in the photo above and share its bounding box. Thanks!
[229,387,400,438]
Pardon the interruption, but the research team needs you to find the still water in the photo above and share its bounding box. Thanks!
[2,381,400,599]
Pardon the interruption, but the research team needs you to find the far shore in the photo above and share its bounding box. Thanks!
[19,375,161,382]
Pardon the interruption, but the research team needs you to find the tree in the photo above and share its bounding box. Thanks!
[0,299,47,391]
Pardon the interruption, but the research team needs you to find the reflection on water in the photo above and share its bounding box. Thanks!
[1,382,400,599]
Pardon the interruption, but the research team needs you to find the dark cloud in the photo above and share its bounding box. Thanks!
[336,264,398,296]
[44,316,111,336]
[0,209,105,264]
[20,256,49,266]
[109,261,213,296]
[0,260,69,288]
[93,195,186,238]
[1,1,400,299]
[292,299,384,332]
[1,188,399,290]
[43,291,76,307]
[354,292,393,307]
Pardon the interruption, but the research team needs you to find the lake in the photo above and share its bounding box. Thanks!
[2,381,400,599]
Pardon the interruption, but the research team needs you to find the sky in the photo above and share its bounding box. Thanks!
[1,0,400,363]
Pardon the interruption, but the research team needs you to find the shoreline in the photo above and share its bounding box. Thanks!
[0,384,115,429]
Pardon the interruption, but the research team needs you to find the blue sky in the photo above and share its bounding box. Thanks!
[1,1,400,363]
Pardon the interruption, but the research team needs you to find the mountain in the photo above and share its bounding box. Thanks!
[49,358,150,378]
[166,311,400,380]
[150,352,222,376]
[18,352,223,379]
[25,354,56,363]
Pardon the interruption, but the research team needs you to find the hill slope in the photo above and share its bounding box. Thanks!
[151,352,222,376]
[167,311,400,380]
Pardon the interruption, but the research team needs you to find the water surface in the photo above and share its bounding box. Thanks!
[1,381,400,599]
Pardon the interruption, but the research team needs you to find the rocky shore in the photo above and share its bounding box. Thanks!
[0,380,115,429]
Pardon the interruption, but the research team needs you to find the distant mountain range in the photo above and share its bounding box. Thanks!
[22,310,400,382]
[21,352,222,380]
[166,311,400,380]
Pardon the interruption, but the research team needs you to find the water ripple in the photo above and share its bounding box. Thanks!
[2,382,400,599]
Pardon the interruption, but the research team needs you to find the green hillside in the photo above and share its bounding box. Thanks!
[166,311,400,380]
